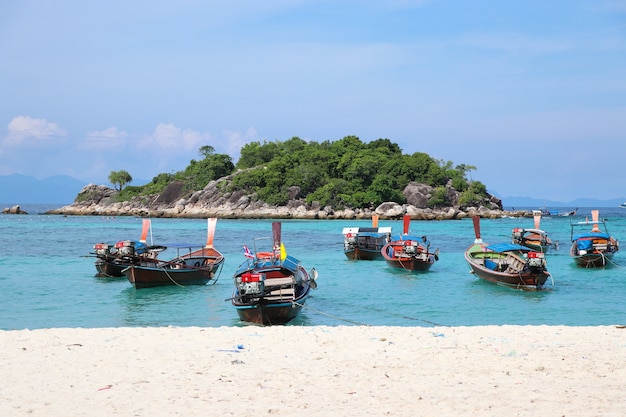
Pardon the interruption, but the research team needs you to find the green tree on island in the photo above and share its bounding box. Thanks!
[109,170,133,191]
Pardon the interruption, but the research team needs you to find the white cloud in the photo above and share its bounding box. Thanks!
[80,127,130,152]
[4,116,67,145]
[139,123,210,151]
[221,127,261,159]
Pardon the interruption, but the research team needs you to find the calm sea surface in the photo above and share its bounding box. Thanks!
[1,205,625,329]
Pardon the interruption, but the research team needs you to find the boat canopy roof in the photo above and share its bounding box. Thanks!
[390,234,429,243]
[161,242,207,249]
[342,226,392,235]
[572,232,611,240]
[234,254,301,276]
[358,231,389,238]
[518,228,547,235]
[486,243,535,253]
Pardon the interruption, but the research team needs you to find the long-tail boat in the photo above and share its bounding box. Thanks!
[570,210,619,268]
[465,216,552,291]
[343,214,392,260]
[123,218,224,289]
[381,214,439,272]
[511,212,558,253]
[91,219,165,277]
[230,222,318,325]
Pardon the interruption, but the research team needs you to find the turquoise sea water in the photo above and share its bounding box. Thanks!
[1,206,625,329]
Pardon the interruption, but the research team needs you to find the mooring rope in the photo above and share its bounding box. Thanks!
[161,266,185,287]
[209,259,225,285]
[292,302,370,326]
[293,301,447,327]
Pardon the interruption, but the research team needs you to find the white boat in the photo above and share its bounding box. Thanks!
[620,202,626,209]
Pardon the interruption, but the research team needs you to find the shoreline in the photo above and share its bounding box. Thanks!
[2,325,625,416]
[41,206,523,220]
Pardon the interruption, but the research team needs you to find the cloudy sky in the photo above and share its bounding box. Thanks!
[1,0,625,201]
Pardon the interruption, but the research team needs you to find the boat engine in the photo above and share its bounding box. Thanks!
[93,243,111,256]
[115,240,136,257]
[403,240,417,255]
[511,228,524,245]
[344,233,357,250]
[526,252,545,269]
[238,273,265,296]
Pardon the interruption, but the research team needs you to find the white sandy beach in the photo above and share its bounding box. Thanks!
[1,325,625,416]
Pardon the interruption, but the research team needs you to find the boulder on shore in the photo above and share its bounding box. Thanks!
[2,205,28,214]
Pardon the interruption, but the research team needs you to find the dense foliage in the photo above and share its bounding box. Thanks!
[112,136,489,209]
[232,136,486,208]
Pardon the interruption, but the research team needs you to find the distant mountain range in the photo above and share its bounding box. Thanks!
[0,174,88,205]
[1,174,624,208]
[496,195,625,209]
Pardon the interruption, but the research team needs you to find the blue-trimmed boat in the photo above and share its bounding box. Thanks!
[231,222,318,325]
[465,216,552,291]
[570,210,619,268]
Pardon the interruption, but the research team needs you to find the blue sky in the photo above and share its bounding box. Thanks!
[1,0,625,202]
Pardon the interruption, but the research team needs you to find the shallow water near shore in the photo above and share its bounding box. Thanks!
[1,206,625,329]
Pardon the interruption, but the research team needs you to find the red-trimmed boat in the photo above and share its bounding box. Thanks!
[381,214,439,272]
[231,222,318,325]
[465,216,552,291]
[91,219,166,277]
[570,210,619,268]
[343,215,392,260]
[123,218,225,289]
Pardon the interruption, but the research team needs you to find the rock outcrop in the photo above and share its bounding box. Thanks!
[45,178,525,220]
[2,205,28,214]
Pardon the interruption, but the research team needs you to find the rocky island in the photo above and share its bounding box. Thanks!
[46,176,523,220]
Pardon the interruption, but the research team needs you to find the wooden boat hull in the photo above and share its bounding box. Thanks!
[232,291,309,325]
[570,243,616,268]
[122,218,225,289]
[92,242,167,278]
[344,247,384,261]
[383,257,435,271]
[380,241,437,272]
[94,258,127,278]
[569,212,619,268]
[511,226,556,254]
[232,256,315,325]
[124,256,223,289]
[464,248,550,291]
[233,222,318,325]
[571,253,615,268]
[470,216,550,291]
[124,265,216,289]
[343,227,390,261]
[465,258,550,290]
